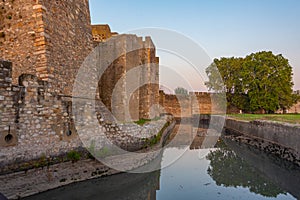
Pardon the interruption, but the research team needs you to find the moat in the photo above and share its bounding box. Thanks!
[23,124,300,200]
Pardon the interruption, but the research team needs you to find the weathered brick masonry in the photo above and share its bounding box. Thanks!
[159,91,223,118]
[0,60,166,166]
[97,33,160,121]
[0,60,81,165]
[0,0,93,96]
[0,1,161,167]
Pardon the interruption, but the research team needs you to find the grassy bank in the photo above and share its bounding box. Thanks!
[228,114,300,124]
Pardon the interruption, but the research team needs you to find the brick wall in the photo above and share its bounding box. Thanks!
[0,0,42,84]
[0,60,164,166]
[0,0,93,95]
[0,1,162,166]
[159,91,224,117]
[97,35,159,121]
[40,0,93,95]
[288,102,300,114]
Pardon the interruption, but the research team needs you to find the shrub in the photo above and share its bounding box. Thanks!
[67,151,81,162]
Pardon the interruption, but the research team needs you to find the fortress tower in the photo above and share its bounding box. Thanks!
[92,25,160,121]
[0,0,162,170]
[0,0,93,95]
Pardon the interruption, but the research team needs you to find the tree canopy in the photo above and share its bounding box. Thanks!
[206,51,296,113]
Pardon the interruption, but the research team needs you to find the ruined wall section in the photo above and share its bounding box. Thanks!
[0,61,81,166]
[92,24,112,42]
[125,36,144,121]
[39,0,93,95]
[98,35,129,121]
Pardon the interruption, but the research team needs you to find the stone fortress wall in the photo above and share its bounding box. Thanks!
[93,25,160,121]
[0,0,93,96]
[0,60,82,165]
[4,0,298,169]
[92,24,118,42]
[0,0,93,165]
[288,102,300,114]
[0,1,161,167]
[0,60,168,167]
[0,61,81,167]
[159,91,224,118]
[159,90,300,117]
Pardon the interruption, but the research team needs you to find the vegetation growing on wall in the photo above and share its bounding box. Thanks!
[67,151,81,162]
[143,121,171,148]
[134,117,161,126]
[134,118,152,126]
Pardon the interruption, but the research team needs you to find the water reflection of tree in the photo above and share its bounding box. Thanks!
[206,140,286,198]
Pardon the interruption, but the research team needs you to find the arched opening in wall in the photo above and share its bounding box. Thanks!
[66,130,72,137]
[4,134,13,144]
[1,126,17,147]
[18,74,37,87]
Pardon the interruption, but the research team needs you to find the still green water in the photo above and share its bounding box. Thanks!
[24,136,300,200]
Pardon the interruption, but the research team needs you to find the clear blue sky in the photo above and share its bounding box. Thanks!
[89,0,300,90]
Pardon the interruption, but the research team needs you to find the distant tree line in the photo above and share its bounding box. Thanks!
[206,51,299,113]
[174,87,189,95]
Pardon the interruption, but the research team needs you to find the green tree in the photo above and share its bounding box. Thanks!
[206,51,296,113]
[292,92,300,104]
[174,87,189,95]
[243,52,294,113]
[206,57,249,110]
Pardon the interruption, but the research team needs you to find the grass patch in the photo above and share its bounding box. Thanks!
[134,117,161,126]
[134,118,151,126]
[143,121,171,148]
[67,151,81,162]
[228,114,300,124]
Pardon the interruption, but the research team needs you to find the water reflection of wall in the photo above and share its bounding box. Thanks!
[166,122,220,150]
[167,124,194,148]
[24,171,161,200]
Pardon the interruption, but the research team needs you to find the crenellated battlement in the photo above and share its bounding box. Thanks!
[0,1,161,166]
[159,90,223,118]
